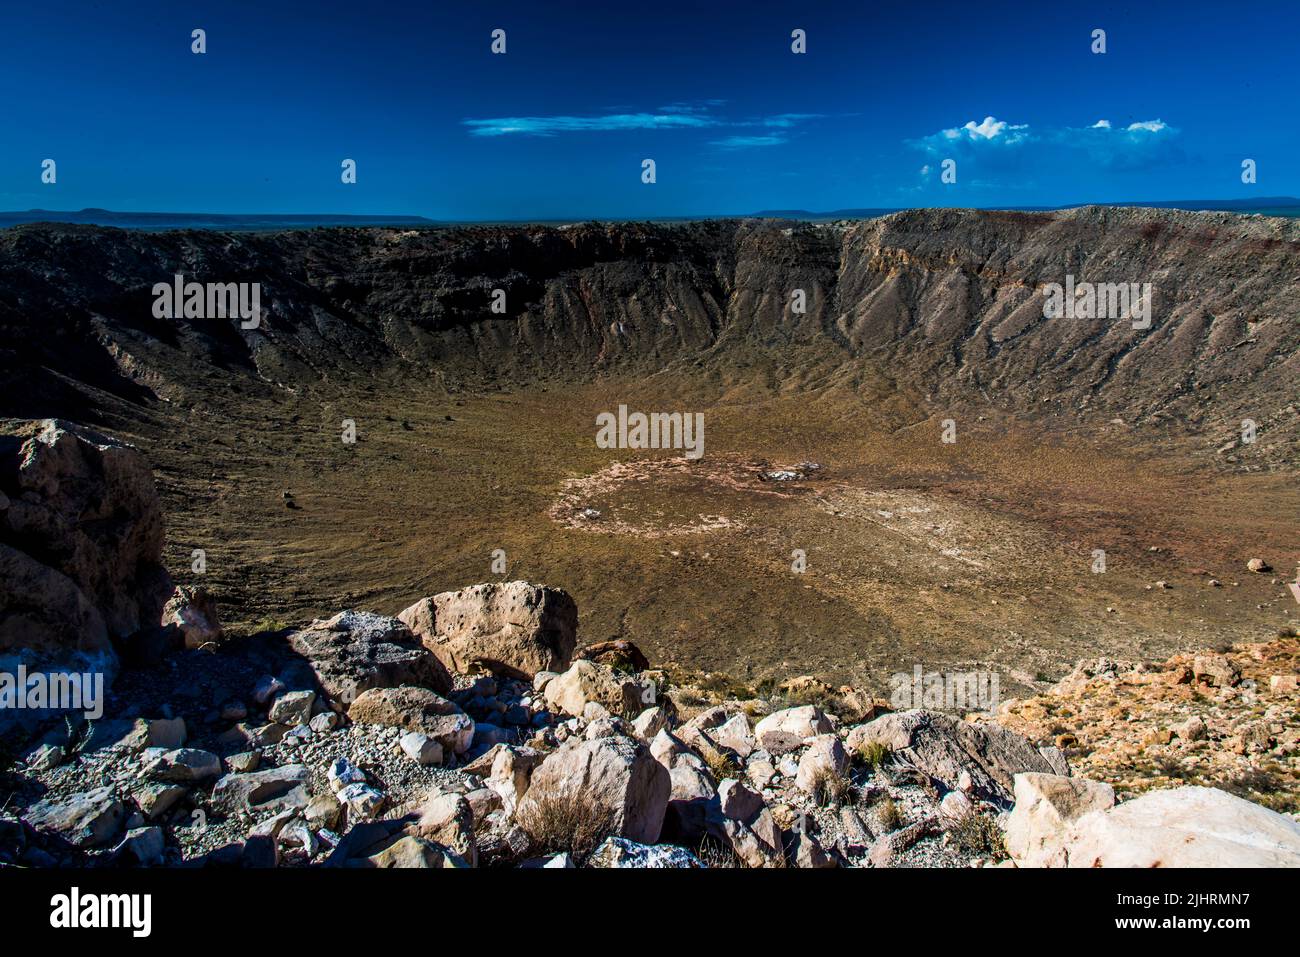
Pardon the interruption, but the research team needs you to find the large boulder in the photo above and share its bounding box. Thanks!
[287,610,451,705]
[0,419,172,721]
[795,734,850,795]
[846,710,1061,803]
[398,581,577,680]
[348,685,474,755]
[413,791,477,866]
[754,706,833,753]
[1061,786,1300,867]
[1004,772,1115,867]
[518,735,670,844]
[717,778,784,868]
[543,659,650,719]
[662,762,721,844]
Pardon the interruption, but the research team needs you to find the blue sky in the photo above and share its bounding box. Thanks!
[2,0,1296,218]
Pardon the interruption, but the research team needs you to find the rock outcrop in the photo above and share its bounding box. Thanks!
[0,419,172,722]
[398,581,578,681]
[1059,786,1300,867]
[518,735,671,845]
[847,709,1065,803]
[287,610,452,705]
[1004,772,1116,867]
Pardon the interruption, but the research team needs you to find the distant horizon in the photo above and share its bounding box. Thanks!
[4,196,1300,229]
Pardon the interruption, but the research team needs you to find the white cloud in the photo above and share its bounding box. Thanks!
[1125,119,1168,133]
[960,115,1030,142]
[910,115,1032,152]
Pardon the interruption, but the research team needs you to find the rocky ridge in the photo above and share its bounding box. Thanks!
[2,208,1297,464]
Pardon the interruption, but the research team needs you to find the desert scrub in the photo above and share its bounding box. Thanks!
[703,749,745,783]
[854,740,893,772]
[1221,764,1299,815]
[517,791,618,865]
[697,672,755,701]
[875,796,904,833]
[947,812,1007,859]
[696,836,742,868]
[808,766,854,808]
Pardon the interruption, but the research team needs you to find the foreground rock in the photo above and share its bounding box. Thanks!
[1004,772,1116,867]
[0,419,172,718]
[543,660,652,719]
[211,765,311,816]
[24,787,125,849]
[288,610,452,705]
[1060,786,1300,867]
[162,585,223,649]
[398,581,578,680]
[518,735,670,844]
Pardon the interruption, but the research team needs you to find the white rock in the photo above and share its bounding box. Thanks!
[269,690,316,726]
[1004,772,1116,867]
[754,705,832,752]
[337,782,386,821]
[631,706,669,740]
[795,734,849,794]
[1062,785,1300,867]
[399,731,444,766]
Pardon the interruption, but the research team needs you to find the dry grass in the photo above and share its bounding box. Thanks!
[696,836,742,868]
[876,796,904,833]
[808,766,854,807]
[517,791,618,865]
[854,740,893,772]
[946,812,1007,858]
[702,749,745,782]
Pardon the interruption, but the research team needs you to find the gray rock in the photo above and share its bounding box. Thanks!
[135,783,187,821]
[400,731,444,766]
[25,786,125,848]
[288,610,452,705]
[211,765,311,815]
[846,710,1062,804]
[118,825,165,865]
[268,690,316,726]
[143,748,221,784]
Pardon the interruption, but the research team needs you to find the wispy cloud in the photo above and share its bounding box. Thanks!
[464,112,718,137]
[1056,118,1179,168]
[710,134,789,149]
[909,114,1179,171]
[463,102,825,148]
